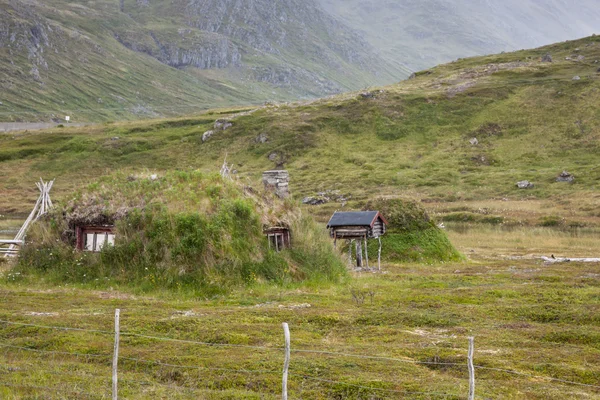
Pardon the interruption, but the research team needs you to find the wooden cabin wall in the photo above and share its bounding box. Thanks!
[372,219,386,238]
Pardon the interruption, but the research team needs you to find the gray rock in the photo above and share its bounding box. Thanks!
[302,196,328,206]
[256,133,269,143]
[201,130,214,142]
[541,53,553,62]
[214,119,233,131]
[573,76,581,81]
[576,55,586,62]
[268,152,279,161]
[408,72,416,80]
[517,180,534,189]
[556,171,575,182]
[469,137,479,146]
[111,137,120,141]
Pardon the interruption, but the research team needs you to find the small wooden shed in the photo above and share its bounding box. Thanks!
[326,211,387,269]
[327,211,387,240]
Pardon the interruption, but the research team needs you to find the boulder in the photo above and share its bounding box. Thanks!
[201,130,214,142]
[255,133,269,143]
[541,53,553,62]
[517,180,534,189]
[572,76,581,81]
[408,72,417,80]
[469,137,479,146]
[214,119,233,131]
[302,196,328,206]
[576,55,586,62]
[556,171,575,182]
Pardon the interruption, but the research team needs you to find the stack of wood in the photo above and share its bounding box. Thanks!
[1,178,54,258]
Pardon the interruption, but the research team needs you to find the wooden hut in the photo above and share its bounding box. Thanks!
[326,211,387,269]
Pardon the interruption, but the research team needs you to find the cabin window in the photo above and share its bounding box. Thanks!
[76,226,115,252]
[85,232,115,252]
[264,228,291,252]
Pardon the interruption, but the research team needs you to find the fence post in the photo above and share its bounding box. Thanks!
[282,322,290,400]
[113,309,121,400]
[468,337,475,400]
[377,237,382,271]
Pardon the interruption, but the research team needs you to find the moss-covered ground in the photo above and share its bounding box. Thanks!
[1,237,600,399]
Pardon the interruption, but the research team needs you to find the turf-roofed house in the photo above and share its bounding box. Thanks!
[327,211,387,269]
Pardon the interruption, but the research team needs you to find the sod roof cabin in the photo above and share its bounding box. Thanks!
[327,211,387,240]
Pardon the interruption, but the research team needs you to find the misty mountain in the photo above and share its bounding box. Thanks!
[318,0,600,72]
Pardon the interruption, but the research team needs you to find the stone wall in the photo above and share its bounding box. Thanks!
[262,170,289,198]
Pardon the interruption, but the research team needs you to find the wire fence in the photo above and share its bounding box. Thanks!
[1,312,599,399]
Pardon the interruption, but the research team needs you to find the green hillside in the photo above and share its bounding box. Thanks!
[1,36,600,227]
[0,0,396,122]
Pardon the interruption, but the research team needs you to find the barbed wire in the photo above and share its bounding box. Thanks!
[292,373,460,398]
[474,365,600,389]
[0,319,113,335]
[0,382,104,399]
[119,355,279,376]
[0,342,109,361]
[291,348,466,367]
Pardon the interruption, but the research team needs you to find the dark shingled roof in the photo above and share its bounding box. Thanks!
[326,211,384,228]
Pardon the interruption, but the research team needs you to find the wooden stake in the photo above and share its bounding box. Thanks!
[348,240,352,266]
[282,322,290,400]
[355,240,363,268]
[378,237,382,271]
[113,309,121,400]
[364,237,369,269]
[468,337,475,400]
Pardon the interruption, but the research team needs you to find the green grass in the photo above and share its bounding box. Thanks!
[1,253,599,399]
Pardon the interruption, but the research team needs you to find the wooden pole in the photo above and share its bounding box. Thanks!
[282,322,290,400]
[364,236,369,269]
[348,240,352,266]
[355,240,362,268]
[378,237,382,271]
[113,309,121,400]
[468,337,475,400]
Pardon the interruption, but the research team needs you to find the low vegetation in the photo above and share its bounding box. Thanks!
[364,198,462,262]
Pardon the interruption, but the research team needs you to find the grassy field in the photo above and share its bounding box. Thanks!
[1,229,600,399]
[1,37,600,399]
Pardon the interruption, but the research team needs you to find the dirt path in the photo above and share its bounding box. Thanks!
[0,122,92,133]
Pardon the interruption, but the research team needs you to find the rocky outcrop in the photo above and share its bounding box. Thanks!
[115,29,241,70]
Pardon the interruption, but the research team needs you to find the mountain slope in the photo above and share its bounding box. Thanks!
[318,0,600,72]
[0,0,396,122]
[1,36,600,227]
